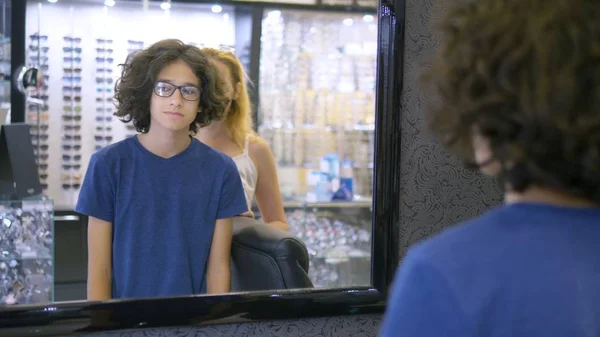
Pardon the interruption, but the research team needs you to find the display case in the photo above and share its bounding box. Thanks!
[255,199,372,288]
[0,196,54,306]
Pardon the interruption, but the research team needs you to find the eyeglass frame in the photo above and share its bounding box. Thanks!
[153,81,202,101]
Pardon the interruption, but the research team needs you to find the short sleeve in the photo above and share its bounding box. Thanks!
[75,152,115,223]
[216,157,249,219]
[378,250,470,337]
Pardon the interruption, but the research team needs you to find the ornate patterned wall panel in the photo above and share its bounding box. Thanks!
[62,314,382,337]
[398,0,502,257]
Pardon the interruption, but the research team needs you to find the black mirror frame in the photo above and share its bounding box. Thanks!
[0,0,406,335]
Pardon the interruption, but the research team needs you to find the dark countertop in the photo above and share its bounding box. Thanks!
[0,287,385,337]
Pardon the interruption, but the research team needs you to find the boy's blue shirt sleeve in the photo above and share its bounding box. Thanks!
[75,152,115,223]
[379,249,470,337]
[216,157,249,219]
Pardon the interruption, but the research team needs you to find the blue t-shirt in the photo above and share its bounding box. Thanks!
[75,136,248,299]
[380,202,600,337]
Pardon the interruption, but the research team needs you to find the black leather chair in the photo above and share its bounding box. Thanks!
[230,217,314,291]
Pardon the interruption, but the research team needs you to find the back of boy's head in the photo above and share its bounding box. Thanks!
[113,39,228,134]
[423,0,600,203]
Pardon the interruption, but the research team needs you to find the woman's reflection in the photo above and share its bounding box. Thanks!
[76,39,248,301]
[195,48,289,231]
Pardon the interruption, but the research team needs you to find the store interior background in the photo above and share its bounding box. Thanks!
[1,0,380,304]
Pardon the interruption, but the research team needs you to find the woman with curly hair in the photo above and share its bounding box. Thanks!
[380,0,600,336]
[195,48,288,231]
[76,39,248,300]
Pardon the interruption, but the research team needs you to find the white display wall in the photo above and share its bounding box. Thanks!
[25,0,235,210]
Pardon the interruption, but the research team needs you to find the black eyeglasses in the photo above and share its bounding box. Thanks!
[63,47,82,53]
[30,34,48,41]
[95,116,112,122]
[64,68,82,73]
[63,125,82,131]
[63,86,82,93]
[153,81,201,101]
[62,115,82,122]
[64,56,82,63]
[62,135,81,142]
[64,36,82,43]
[95,48,113,54]
[31,124,49,131]
[62,144,81,151]
[95,135,113,142]
[96,77,113,84]
[29,46,49,53]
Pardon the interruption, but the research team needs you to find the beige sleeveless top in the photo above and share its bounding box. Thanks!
[232,135,258,214]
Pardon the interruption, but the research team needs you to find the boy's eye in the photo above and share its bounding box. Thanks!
[181,86,199,95]
[157,83,173,90]
[155,82,174,94]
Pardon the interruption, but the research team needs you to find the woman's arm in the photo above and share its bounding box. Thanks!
[206,218,234,294]
[249,138,289,231]
[87,216,113,301]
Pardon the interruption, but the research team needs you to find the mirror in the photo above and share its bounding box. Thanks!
[1,0,378,306]
[13,65,44,95]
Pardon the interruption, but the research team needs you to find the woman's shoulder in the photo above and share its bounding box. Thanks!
[247,134,272,156]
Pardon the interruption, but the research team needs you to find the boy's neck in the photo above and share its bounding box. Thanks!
[505,185,598,208]
[137,127,191,159]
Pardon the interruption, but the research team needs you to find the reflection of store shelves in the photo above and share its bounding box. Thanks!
[279,200,372,288]
[1,254,53,261]
[308,250,371,288]
[236,0,317,5]
[254,198,372,288]
[282,200,372,209]
[234,0,377,11]
[258,9,377,202]
[314,245,370,260]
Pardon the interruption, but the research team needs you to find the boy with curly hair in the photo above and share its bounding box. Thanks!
[380,0,600,335]
[76,39,248,300]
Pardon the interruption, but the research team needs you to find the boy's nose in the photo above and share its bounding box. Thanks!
[170,89,184,106]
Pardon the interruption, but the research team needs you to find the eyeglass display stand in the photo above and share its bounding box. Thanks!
[0,123,54,306]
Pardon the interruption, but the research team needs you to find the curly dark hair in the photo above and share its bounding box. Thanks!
[423,0,600,202]
[113,39,228,134]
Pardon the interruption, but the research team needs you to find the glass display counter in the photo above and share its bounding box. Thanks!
[0,196,54,305]
[256,199,372,288]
